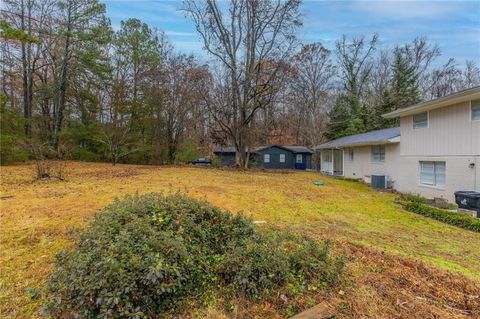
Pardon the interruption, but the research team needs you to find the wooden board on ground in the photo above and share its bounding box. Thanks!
[290,302,333,319]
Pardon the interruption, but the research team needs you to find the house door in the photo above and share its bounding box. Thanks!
[321,150,333,174]
[295,154,305,169]
[333,149,343,176]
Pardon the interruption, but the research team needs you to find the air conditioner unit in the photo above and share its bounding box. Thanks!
[371,175,388,189]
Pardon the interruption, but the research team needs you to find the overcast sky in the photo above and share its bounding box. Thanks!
[103,0,480,65]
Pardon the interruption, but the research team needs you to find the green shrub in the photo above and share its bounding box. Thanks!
[70,147,99,162]
[399,193,426,204]
[211,157,221,167]
[175,139,199,163]
[403,201,480,233]
[43,193,343,318]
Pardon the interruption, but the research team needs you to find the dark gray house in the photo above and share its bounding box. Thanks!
[213,145,313,169]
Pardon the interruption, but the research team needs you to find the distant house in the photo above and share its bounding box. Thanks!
[315,86,480,202]
[213,145,313,169]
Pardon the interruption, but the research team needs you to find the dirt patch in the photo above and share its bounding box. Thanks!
[82,168,143,179]
[336,243,480,318]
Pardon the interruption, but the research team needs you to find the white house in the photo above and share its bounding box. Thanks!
[316,86,480,202]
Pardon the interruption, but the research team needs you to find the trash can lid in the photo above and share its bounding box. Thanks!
[454,191,480,198]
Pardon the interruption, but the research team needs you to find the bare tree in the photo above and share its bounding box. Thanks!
[335,34,378,102]
[288,42,336,145]
[183,0,302,167]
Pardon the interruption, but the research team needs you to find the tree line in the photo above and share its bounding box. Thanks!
[1,0,479,166]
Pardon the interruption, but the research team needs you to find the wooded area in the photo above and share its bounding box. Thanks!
[2,0,479,166]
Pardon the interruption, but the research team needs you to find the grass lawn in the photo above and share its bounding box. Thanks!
[1,161,480,318]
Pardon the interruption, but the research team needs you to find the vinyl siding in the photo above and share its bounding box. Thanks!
[343,143,401,185]
[342,143,479,202]
[399,101,480,156]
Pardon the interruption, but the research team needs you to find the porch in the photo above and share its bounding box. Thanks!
[319,149,344,176]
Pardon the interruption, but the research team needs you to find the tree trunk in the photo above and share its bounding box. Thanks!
[54,1,73,147]
[20,0,32,137]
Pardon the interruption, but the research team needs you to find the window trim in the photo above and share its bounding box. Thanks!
[279,153,286,163]
[471,100,480,121]
[264,154,270,163]
[296,154,303,163]
[413,111,429,129]
[348,148,354,162]
[371,145,385,163]
[419,161,446,188]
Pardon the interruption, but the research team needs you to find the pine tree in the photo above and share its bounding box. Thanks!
[369,90,399,130]
[391,51,421,109]
[325,95,353,139]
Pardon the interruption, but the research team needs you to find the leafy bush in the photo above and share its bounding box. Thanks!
[399,193,426,204]
[403,201,480,233]
[70,147,99,162]
[175,139,200,163]
[211,157,221,167]
[43,193,343,318]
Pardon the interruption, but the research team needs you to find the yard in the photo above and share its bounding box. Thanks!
[1,161,480,318]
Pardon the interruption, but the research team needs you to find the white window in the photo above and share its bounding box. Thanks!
[413,112,428,129]
[371,145,385,162]
[420,161,446,187]
[472,100,480,121]
[279,153,286,163]
[296,154,303,163]
[264,154,270,163]
[348,149,354,161]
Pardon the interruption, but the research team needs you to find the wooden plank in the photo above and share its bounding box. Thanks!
[289,302,333,319]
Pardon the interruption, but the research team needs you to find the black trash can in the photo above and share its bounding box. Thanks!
[454,191,480,213]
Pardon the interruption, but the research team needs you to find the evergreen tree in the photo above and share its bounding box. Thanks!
[391,50,421,109]
[369,90,399,130]
[325,95,352,139]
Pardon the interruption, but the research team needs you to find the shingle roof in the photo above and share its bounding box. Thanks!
[213,145,313,154]
[258,145,313,154]
[314,127,400,149]
[213,146,237,153]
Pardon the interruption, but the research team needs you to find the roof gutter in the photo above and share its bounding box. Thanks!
[383,86,480,118]
[315,137,400,150]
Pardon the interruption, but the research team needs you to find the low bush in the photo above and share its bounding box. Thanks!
[403,201,480,233]
[70,147,99,162]
[399,193,426,204]
[42,193,343,318]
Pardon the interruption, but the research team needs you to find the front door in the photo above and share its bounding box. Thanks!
[295,154,305,169]
[333,149,343,176]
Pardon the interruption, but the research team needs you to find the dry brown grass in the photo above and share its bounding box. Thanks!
[1,161,479,318]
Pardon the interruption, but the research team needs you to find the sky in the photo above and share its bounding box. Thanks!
[103,0,480,65]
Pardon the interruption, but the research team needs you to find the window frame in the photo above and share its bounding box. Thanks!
[471,100,480,121]
[348,148,354,162]
[413,111,429,129]
[296,154,303,163]
[264,153,270,163]
[279,153,286,163]
[419,161,446,188]
[371,145,385,163]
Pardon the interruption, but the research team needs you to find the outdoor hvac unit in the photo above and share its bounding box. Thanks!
[371,175,388,189]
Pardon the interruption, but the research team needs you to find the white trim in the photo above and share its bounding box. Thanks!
[412,111,429,129]
[264,153,270,163]
[471,99,480,121]
[383,86,480,118]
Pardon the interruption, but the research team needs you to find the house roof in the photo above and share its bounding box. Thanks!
[213,146,237,153]
[314,127,400,149]
[256,145,313,154]
[213,145,313,154]
[383,86,480,118]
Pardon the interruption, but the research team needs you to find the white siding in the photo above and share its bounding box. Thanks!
[342,143,479,202]
[400,101,480,156]
[343,143,401,186]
